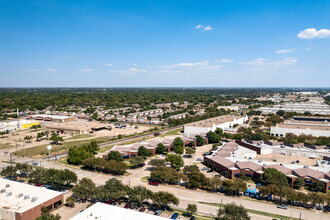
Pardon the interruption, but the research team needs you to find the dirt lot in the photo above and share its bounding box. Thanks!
[255,154,318,166]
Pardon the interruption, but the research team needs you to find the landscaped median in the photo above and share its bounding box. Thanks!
[199,202,299,220]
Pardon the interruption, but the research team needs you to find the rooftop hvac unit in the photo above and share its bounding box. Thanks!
[18,193,23,198]
[24,195,30,200]
[7,192,12,196]
[5,184,10,188]
[31,197,38,202]
[1,189,6,193]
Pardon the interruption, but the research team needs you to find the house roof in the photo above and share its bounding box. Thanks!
[292,168,325,179]
[235,161,262,171]
[208,155,235,168]
[263,164,292,175]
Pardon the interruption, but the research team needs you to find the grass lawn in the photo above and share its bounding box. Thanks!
[15,136,114,157]
[160,128,183,137]
[199,202,298,220]
[0,143,13,150]
[66,134,94,140]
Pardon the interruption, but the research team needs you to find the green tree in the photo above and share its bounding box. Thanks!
[24,135,33,143]
[35,212,61,220]
[173,137,184,147]
[130,156,145,168]
[96,178,128,202]
[261,168,289,187]
[312,180,325,192]
[293,178,305,190]
[66,196,76,207]
[50,133,64,145]
[183,165,200,175]
[166,154,184,168]
[207,131,220,143]
[0,165,17,179]
[138,146,149,158]
[82,140,99,153]
[156,143,167,154]
[107,151,123,161]
[60,169,78,186]
[215,128,223,136]
[276,110,285,116]
[216,202,250,220]
[187,171,209,189]
[148,159,166,167]
[30,124,41,131]
[67,147,93,165]
[37,132,44,141]
[152,191,179,208]
[72,178,96,200]
[150,166,181,183]
[186,203,197,216]
[173,145,184,154]
[195,135,205,146]
[185,147,195,157]
[128,185,153,207]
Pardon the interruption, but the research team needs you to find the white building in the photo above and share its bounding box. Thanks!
[270,124,330,137]
[71,202,168,220]
[0,179,63,220]
[259,102,330,115]
[0,119,39,132]
[184,115,248,134]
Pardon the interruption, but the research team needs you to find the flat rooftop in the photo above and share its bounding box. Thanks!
[0,179,63,213]
[32,114,73,120]
[70,202,168,220]
[185,115,245,128]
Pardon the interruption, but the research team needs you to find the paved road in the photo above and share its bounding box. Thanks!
[1,155,329,220]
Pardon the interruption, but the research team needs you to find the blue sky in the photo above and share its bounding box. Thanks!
[0,0,329,87]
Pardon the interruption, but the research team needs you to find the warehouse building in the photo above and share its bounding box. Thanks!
[183,115,248,134]
[0,179,63,220]
[29,114,76,123]
[71,202,168,220]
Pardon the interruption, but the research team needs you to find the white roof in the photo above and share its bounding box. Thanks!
[70,202,168,220]
[33,114,72,120]
[0,179,63,213]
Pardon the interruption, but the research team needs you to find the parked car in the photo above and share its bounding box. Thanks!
[32,162,38,166]
[170,213,179,219]
[148,181,159,186]
[124,203,131,209]
[154,210,162,216]
[190,216,196,220]
[277,204,288,210]
[35,183,43,187]
[17,180,25,183]
[105,200,114,205]
[139,207,146,212]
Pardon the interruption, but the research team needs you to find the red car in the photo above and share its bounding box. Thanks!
[124,204,131,209]
[139,207,146,212]
[148,181,159,186]
[35,183,43,187]
[105,200,114,205]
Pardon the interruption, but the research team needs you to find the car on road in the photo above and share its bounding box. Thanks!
[277,204,288,210]
[148,181,159,186]
[170,213,179,219]
[154,210,162,216]
[139,207,146,212]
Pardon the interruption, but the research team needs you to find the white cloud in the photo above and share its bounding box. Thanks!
[240,57,297,67]
[128,68,147,72]
[46,68,57,72]
[203,25,212,31]
[80,68,94,72]
[177,61,210,67]
[104,64,114,66]
[26,69,39,72]
[298,28,330,39]
[64,56,69,59]
[215,59,234,63]
[275,49,295,54]
[195,24,203,29]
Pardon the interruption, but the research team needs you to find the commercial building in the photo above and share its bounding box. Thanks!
[45,121,110,135]
[29,114,76,123]
[0,179,63,220]
[0,119,39,132]
[103,135,208,159]
[71,202,167,220]
[270,116,330,137]
[204,141,330,193]
[216,104,248,111]
[259,102,330,115]
[183,115,248,134]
